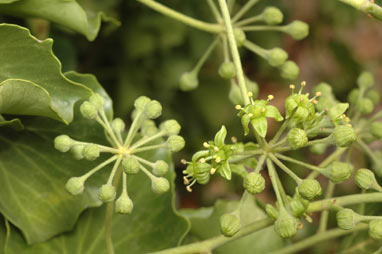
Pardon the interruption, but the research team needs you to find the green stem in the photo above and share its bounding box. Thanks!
[82,156,118,180]
[137,0,223,33]
[307,147,347,179]
[192,37,219,73]
[243,40,267,59]
[274,153,324,174]
[105,156,123,254]
[129,130,166,150]
[318,181,336,233]
[242,25,285,32]
[307,192,382,212]
[149,218,273,254]
[267,224,368,254]
[218,0,250,105]
[124,110,145,148]
[231,0,259,23]
[254,154,266,173]
[266,158,285,207]
[130,143,167,154]
[338,0,382,20]
[269,119,290,145]
[268,153,303,184]
[99,111,122,148]
[357,139,380,167]
[235,14,263,27]
[207,0,223,22]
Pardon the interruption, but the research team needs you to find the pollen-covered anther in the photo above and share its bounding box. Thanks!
[344,117,351,123]
[248,113,253,118]
[214,146,220,152]
[181,159,187,165]
[210,167,217,174]
[215,156,222,163]
[231,136,237,143]
[261,107,266,113]
[186,186,192,192]
[301,81,306,87]
[267,95,274,101]
[312,99,318,104]
[315,91,322,97]
[199,158,206,163]
[235,105,242,110]
[183,176,190,185]
[248,91,253,97]
[289,84,295,90]
[203,142,210,148]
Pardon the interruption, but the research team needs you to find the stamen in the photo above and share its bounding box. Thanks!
[214,146,220,152]
[261,107,266,113]
[344,117,351,123]
[248,113,253,118]
[203,142,210,148]
[186,186,192,192]
[231,136,237,143]
[215,156,221,163]
[235,105,242,110]
[199,158,206,163]
[183,176,190,185]
[248,91,253,97]
[315,91,322,97]
[210,167,217,174]
[181,159,187,165]
[312,99,318,104]
[267,95,274,101]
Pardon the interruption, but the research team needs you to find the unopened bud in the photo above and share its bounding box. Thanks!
[287,128,308,150]
[262,7,283,25]
[98,184,116,203]
[54,135,74,152]
[179,72,199,91]
[80,101,98,120]
[298,179,322,200]
[286,21,309,40]
[220,213,241,237]
[115,193,134,215]
[218,61,236,79]
[243,172,265,194]
[151,177,170,194]
[369,220,382,240]
[167,135,185,152]
[65,177,85,195]
[160,119,181,135]
[334,125,356,147]
[275,208,298,238]
[267,48,288,67]
[280,60,299,80]
[83,144,100,161]
[122,156,140,174]
[336,209,362,230]
[145,100,162,119]
[153,160,169,176]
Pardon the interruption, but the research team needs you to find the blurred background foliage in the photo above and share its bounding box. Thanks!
[1,1,381,252]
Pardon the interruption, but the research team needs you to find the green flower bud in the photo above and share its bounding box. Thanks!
[70,144,85,160]
[179,72,199,91]
[218,61,236,79]
[298,179,322,200]
[357,71,374,89]
[359,98,374,114]
[243,172,265,195]
[89,93,105,110]
[287,128,308,150]
[309,143,328,155]
[348,89,359,105]
[324,161,353,183]
[354,168,381,191]
[265,204,279,221]
[280,60,299,80]
[122,156,140,174]
[286,21,309,40]
[167,135,185,152]
[369,220,382,240]
[366,89,380,105]
[267,48,288,67]
[371,122,382,139]
[115,194,133,215]
[98,184,116,203]
[160,119,181,135]
[234,28,246,47]
[54,135,74,152]
[80,101,98,120]
[336,209,362,230]
[141,120,158,137]
[220,213,241,237]
[65,177,85,195]
[153,160,169,176]
[262,7,283,25]
[134,96,151,111]
[313,82,333,95]
[275,208,298,238]
[151,177,170,194]
[334,125,356,147]
[111,118,125,134]
[290,196,309,217]
[83,144,100,161]
[145,100,162,119]
[183,162,211,185]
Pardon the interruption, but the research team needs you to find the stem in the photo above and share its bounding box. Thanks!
[266,158,285,207]
[254,154,266,173]
[338,0,382,20]
[235,14,263,27]
[139,164,156,180]
[267,224,368,254]
[243,40,268,58]
[130,143,167,154]
[105,156,123,254]
[129,130,166,150]
[137,0,223,33]
[268,153,303,184]
[96,117,118,148]
[99,111,121,148]
[357,139,380,167]
[82,156,118,179]
[318,181,336,233]
[274,153,324,174]
[269,119,290,146]
[124,110,145,148]
[207,0,223,22]
[307,147,347,179]
[134,155,155,168]
[149,218,273,254]
[232,0,259,23]
[219,0,250,105]
[192,37,219,73]
[307,193,382,213]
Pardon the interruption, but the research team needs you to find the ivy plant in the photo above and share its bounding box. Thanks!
[0,0,381,254]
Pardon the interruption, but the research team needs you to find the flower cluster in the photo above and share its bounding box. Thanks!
[54,94,185,215]
[177,1,309,105]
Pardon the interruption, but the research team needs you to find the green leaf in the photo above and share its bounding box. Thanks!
[266,105,284,121]
[251,117,267,138]
[0,116,23,130]
[4,156,189,254]
[0,0,19,3]
[0,0,117,41]
[240,114,251,136]
[214,125,227,147]
[182,195,284,254]
[0,24,92,124]
[218,160,232,180]
[329,103,349,123]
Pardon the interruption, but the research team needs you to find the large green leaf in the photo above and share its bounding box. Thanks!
[4,150,189,254]
[0,115,23,130]
[0,24,92,124]
[182,194,284,254]
[0,0,115,41]
[0,0,18,4]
